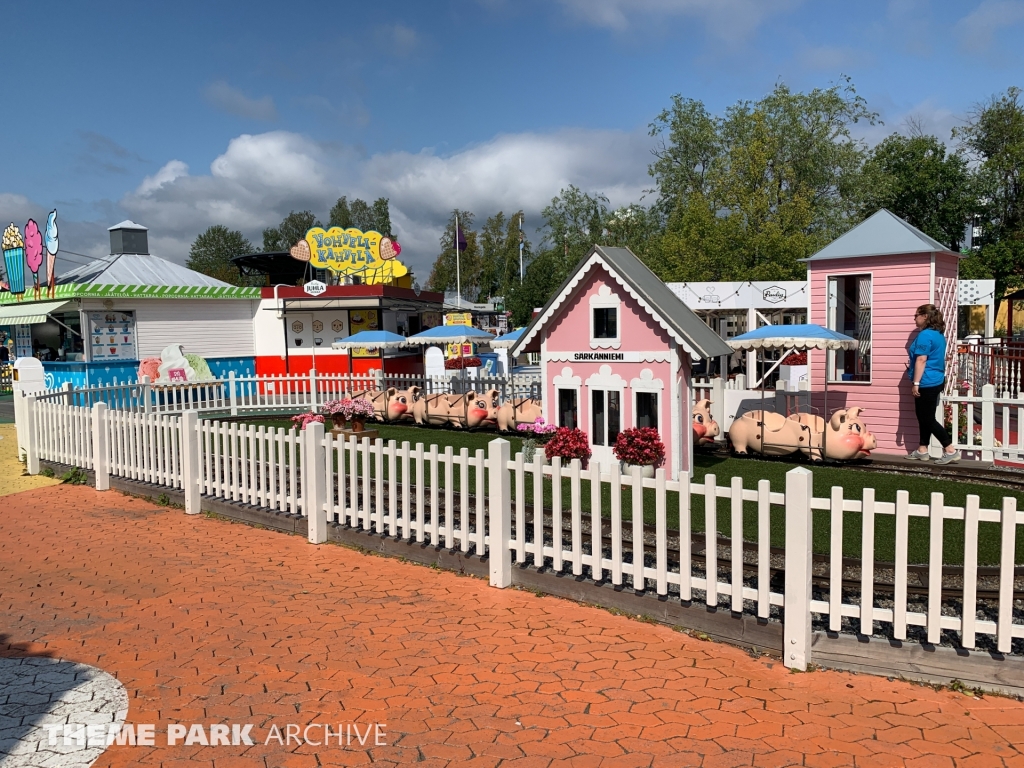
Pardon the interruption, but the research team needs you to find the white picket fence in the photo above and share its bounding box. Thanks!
[19,395,1024,671]
[944,383,1024,463]
[31,370,544,420]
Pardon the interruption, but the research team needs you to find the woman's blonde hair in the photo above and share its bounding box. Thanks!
[916,304,946,334]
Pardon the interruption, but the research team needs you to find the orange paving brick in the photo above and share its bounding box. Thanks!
[1,484,1023,767]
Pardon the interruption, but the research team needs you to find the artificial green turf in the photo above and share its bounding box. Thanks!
[231,417,1023,566]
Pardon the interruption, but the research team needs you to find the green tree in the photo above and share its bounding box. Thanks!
[603,203,663,273]
[328,197,353,229]
[262,210,320,252]
[954,86,1024,299]
[426,210,481,300]
[540,185,609,282]
[861,133,976,250]
[186,226,255,286]
[650,79,878,280]
[505,249,562,326]
[371,198,393,236]
[478,211,530,303]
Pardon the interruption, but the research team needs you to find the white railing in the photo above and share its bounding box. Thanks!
[20,397,1024,671]
[943,383,1024,462]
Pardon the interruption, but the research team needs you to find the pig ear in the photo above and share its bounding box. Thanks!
[847,407,863,420]
[387,387,397,396]
[829,410,846,430]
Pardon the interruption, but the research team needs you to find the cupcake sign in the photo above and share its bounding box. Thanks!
[302,226,408,285]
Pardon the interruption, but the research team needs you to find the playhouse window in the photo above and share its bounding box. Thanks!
[558,388,578,429]
[591,389,621,446]
[593,308,617,339]
[635,392,658,431]
[827,274,871,383]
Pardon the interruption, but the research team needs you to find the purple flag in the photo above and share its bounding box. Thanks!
[454,226,467,252]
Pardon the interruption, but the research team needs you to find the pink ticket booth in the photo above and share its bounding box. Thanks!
[511,246,732,478]
[804,209,960,455]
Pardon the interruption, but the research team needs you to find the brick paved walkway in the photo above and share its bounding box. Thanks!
[1,485,1022,767]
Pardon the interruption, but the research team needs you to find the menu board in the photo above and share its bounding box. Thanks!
[349,309,380,359]
[88,311,137,361]
[14,325,32,359]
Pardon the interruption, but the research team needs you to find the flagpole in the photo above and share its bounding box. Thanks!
[519,214,524,284]
[455,212,462,308]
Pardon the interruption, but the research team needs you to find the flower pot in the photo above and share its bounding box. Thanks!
[331,415,348,430]
[351,418,366,433]
[621,462,655,478]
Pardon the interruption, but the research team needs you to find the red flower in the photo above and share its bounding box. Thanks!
[612,427,665,466]
[781,352,807,366]
[444,357,482,369]
[544,427,592,462]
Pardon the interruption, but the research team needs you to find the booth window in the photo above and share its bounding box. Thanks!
[827,274,871,382]
[636,392,658,430]
[558,388,578,429]
[593,308,617,339]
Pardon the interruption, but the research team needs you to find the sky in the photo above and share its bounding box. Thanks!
[2,0,1023,280]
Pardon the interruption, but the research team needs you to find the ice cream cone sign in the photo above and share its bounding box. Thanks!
[25,219,42,300]
[45,210,58,299]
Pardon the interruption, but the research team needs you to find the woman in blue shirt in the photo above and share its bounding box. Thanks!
[908,304,959,463]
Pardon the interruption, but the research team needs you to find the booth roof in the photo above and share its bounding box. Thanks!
[490,327,525,348]
[727,323,857,351]
[512,245,733,359]
[407,325,495,344]
[57,252,233,289]
[331,330,410,349]
[801,208,956,262]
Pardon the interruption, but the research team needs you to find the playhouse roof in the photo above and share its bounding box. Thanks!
[512,245,732,359]
[801,209,956,263]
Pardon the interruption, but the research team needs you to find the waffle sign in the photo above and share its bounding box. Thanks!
[304,227,408,285]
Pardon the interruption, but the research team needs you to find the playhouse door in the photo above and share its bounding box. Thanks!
[589,388,621,471]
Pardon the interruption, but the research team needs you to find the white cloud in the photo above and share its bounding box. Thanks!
[852,98,962,147]
[374,23,419,56]
[555,0,797,41]
[136,160,189,195]
[957,0,1024,54]
[117,128,655,277]
[203,80,278,121]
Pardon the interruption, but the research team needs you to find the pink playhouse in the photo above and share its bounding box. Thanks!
[804,209,960,455]
[512,246,732,478]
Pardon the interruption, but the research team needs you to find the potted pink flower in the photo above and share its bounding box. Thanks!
[544,427,592,466]
[291,412,324,430]
[612,427,665,478]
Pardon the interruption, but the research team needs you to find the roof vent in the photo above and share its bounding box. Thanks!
[108,220,149,255]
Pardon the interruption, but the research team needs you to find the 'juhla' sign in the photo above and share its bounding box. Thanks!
[303,280,327,296]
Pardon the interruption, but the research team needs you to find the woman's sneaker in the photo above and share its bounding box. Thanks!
[934,450,961,465]
[907,450,931,461]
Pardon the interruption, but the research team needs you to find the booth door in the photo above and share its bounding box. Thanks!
[589,387,621,471]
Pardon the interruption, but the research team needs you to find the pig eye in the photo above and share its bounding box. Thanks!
[476,400,486,408]
[695,414,704,424]
[854,423,861,432]
[398,396,407,404]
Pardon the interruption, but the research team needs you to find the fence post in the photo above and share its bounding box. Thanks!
[305,420,327,544]
[980,383,995,462]
[92,402,109,491]
[62,381,72,406]
[308,368,319,411]
[487,438,512,588]
[24,394,39,475]
[181,411,201,514]
[784,466,813,671]
[228,371,238,417]
[710,378,725,435]
[141,375,151,414]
